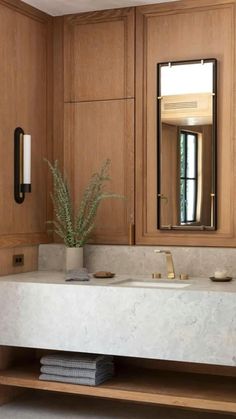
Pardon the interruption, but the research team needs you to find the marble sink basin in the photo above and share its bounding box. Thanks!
[112,279,191,289]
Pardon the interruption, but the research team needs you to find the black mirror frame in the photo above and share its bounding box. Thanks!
[156,58,217,231]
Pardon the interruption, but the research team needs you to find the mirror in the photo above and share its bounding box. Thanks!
[157,59,217,230]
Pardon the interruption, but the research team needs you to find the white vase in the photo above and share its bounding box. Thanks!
[65,247,84,271]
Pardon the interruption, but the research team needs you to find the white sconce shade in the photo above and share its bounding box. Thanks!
[14,127,32,204]
[23,134,31,185]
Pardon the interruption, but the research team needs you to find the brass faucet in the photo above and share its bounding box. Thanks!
[154,250,175,279]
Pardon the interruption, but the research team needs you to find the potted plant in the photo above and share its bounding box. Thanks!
[46,159,122,271]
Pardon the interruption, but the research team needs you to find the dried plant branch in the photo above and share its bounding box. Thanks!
[45,159,124,247]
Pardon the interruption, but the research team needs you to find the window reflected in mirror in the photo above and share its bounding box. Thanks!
[157,59,217,230]
[180,130,198,225]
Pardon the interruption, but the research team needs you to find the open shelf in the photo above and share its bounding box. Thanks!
[1,363,236,414]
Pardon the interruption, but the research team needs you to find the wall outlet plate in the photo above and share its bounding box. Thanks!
[13,254,24,267]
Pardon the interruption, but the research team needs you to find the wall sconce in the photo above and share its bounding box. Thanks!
[14,127,31,204]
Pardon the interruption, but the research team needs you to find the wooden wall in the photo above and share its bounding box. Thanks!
[0,0,235,253]
[0,0,53,272]
[52,0,236,247]
[136,0,236,247]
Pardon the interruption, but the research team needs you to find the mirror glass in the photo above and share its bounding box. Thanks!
[157,59,217,230]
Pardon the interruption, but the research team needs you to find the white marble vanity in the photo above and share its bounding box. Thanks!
[0,271,235,367]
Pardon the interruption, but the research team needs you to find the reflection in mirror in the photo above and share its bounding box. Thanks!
[157,59,217,230]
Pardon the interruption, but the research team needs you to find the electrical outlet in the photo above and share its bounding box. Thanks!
[13,254,24,267]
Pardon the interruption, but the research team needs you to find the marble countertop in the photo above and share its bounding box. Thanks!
[0,270,235,293]
[1,270,236,366]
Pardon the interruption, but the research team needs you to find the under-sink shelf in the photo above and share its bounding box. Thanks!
[1,363,236,414]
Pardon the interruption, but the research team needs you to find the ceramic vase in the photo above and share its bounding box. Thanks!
[65,247,84,271]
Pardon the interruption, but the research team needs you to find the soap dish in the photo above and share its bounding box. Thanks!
[93,271,115,279]
[209,276,232,282]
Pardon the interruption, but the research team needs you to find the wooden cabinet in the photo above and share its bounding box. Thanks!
[64,8,134,102]
[64,100,134,244]
[0,0,53,247]
[136,0,236,247]
[62,8,135,244]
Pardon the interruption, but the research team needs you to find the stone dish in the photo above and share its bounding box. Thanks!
[209,276,232,282]
[93,271,115,279]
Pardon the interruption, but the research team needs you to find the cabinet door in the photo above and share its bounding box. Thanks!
[64,8,134,102]
[64,100,134,244]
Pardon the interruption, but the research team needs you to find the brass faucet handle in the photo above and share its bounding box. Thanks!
[152,272,161,279]
[154,249,171,255]
[179,273,189,280]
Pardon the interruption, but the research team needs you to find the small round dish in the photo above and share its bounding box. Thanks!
[209,276,232,282]
[93,271,115,279]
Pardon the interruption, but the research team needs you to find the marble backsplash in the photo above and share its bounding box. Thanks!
[39,244,236,278]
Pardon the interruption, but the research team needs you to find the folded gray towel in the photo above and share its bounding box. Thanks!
[65,268,90,282]
[40,364,114,379]
[40,353,113,370]
[39,372,113,386]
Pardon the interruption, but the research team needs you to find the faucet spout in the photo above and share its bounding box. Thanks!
[154,250,175,279]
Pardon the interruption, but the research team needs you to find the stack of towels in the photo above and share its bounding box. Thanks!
[65,268,90,282]
[39,353,114,386]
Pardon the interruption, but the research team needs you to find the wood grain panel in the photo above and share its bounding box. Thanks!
[160,123,178,227]
[53,17,64,166]
[0,1,53,246]
[0,347,35,370]
[64,100,134,244]
[0,0,50,22]
[64,8,134,102]
[0,246,38,275]
[136,0,236,246]
[0,233,49,248]
[116,357,236,378]
[0,346,35,406]
[51,17,65,244]
[0,385,24,406]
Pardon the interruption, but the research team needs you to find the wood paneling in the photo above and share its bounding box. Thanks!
[0,345,34,406]
[0,0,53,247]
[0,347,35,370]
[136,0,236,246]
[116,356,236,378]
[0,0,49,20]
[53,17,64,166]
[52,17,64,244]
[64,8,134,102]
[64,100,134,244]
[0,246,38,276]
[0,385,24,406]
[160,123,178,227]
[54,8,136,244]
